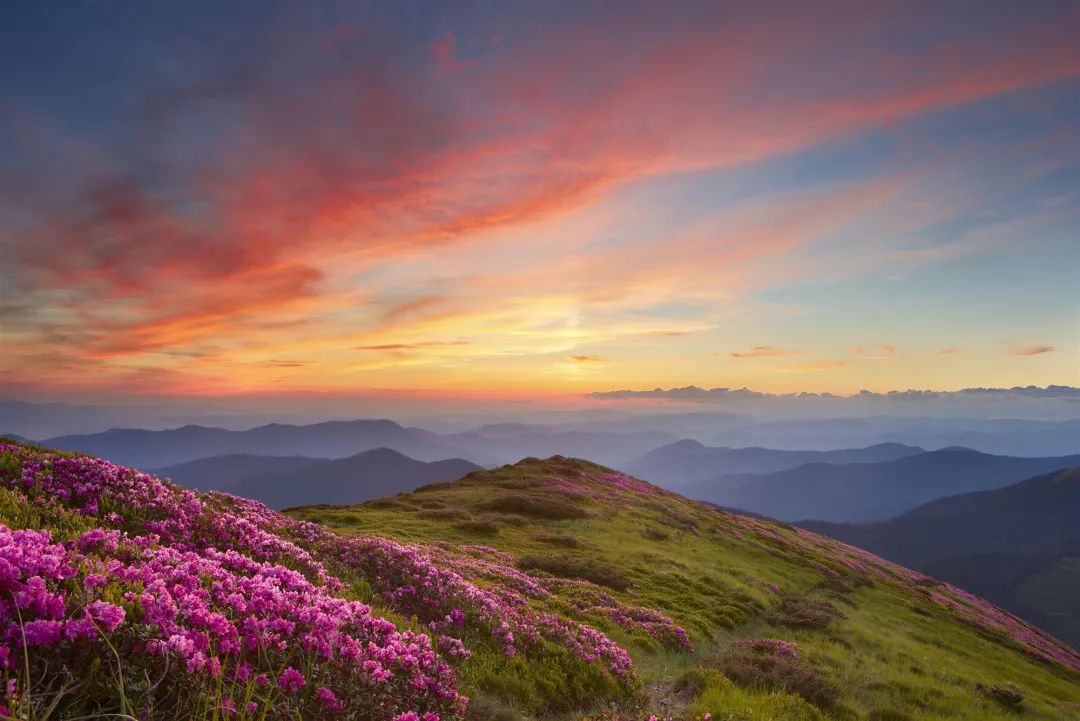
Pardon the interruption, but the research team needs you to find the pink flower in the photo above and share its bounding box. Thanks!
[21,620,62,646]
[278,666,305,695]
[85,600,125,632]
[317,686,343,711]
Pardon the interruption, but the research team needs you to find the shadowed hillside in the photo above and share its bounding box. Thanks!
[155,448,481,509]
[622,440,924,487]
[803,467,1080,648]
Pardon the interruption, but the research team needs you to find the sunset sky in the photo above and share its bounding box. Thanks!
[2,0,1078,403]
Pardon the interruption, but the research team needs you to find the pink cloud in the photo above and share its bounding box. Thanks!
[428,31,473,77]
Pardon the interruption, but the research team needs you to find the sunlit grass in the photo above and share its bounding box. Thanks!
[290,456,1080,720]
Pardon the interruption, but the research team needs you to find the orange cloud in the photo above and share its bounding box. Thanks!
[355,341,470,351]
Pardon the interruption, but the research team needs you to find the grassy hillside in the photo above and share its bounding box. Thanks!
[289,457,1080,720]
[1,439,1078,720]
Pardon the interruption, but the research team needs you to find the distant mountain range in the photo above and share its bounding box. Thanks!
[621,440,924,486]
[707,417,1080,457]
[39,419,678,469]
[441,428,676,467]
[42,420,479,468]
[679,449,1080,522]
[154,448,481,509]
[802,467,1080,648]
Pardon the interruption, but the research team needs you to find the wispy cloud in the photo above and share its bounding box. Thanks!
[730,346,806,359]
[1006,344,1056,356]
[569,355,605,363]
[355,341,470,351]
[266,359,312,368]
[864,344,899,360]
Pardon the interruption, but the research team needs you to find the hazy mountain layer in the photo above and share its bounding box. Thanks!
[155,448,481,509]
[622,440,924,486]
[683,449,1080,522]
[42,419,475,467]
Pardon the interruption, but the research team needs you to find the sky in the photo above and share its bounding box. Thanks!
[1,0,1079,405]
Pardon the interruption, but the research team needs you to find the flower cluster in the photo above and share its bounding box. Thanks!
[0,443,465,719]
[550,579,692,650]
[315,533,636,677]
[928,584,1080,671]
[0,441,649,718]
[212,489,639,682]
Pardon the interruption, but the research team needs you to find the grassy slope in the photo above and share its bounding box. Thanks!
[288,457,1080,721]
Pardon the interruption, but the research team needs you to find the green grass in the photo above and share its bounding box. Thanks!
[287,456,1080,720]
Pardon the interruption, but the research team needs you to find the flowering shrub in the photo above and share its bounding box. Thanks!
[927,584,1080,671]
[0,442,647,717]
[770,597,843,630]
[975,682,1025,711]
[708,637,838,708]
[0,444,463,719]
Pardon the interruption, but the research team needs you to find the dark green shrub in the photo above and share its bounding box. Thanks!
[418,508,469,520]
[867,710,913,721]
[463,694,520,721]
[481,512,529,526]
[362,497,411,510]
[517,554,630,591]
[976,683,1024,712]
[533,533,581,548]
[672,667,713,698]
[479,494,588,520]
[708,644,839,708]
[820,573,870,595]
[771,597,844,629]
[456,519,500,536]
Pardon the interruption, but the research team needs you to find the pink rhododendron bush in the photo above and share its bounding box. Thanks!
[0,442,636,718]
[0,444,464,719]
